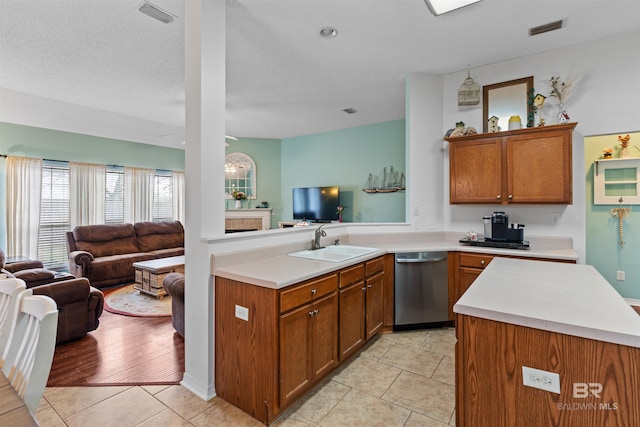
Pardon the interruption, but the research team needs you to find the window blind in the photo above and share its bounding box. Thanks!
[38,161,70,270]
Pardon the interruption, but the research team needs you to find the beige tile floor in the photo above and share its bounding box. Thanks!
[36,328,456,427]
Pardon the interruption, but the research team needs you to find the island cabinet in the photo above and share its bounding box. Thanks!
[448,122,577,205]
[279,274,338,408]
[214,257,389,425]
[338,256,385,362]
[448,252,576,319]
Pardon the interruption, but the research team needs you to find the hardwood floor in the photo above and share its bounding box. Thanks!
[47,305,185,387]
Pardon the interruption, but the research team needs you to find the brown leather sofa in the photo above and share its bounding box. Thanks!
[0,250,104,345]
[162,272,184,337]
[67,220,184,289]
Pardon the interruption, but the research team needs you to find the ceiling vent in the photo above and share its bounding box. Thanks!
[529,19,564,36]
[342,108,358,114]
[139,2,175,24]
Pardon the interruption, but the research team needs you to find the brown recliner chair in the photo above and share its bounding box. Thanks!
[0,250,104,345]
[163,272,184,338]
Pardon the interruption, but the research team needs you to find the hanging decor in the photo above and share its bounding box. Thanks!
[457,71,481,106]
[362,166,405,193]
[610,198,631,248]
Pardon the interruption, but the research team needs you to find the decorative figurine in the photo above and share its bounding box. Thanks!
[488,116,500,133]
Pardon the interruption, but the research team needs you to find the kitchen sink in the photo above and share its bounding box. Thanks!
[288,245,379,262]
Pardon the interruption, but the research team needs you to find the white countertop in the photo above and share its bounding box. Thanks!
[454,257,640,348]
[212,231,578,289]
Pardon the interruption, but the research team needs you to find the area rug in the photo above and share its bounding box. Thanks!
[103,284,171,317]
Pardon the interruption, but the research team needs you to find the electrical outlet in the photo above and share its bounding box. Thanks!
[413,206,419,216]
[522,366,561,394]
[426,219,436,229]
[616,271,625,281]
[235,304,249,321]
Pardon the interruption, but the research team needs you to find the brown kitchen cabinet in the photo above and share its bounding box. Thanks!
[448,122,577,205]
[338,256,385,362]
[215,258,388,425]
[280,290,338,407]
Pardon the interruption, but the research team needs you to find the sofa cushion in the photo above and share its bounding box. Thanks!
[149,248,185,259]
[90,253,155,282]
[134,221,184,253]
[73,223,139,257]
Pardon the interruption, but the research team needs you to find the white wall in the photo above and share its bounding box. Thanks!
[432,28,640,263]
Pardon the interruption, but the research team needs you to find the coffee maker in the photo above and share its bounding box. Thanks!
[487,212,525,243]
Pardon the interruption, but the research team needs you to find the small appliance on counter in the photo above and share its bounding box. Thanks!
[460,211,529,250]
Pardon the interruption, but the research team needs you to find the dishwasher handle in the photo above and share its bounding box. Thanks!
[396,257,447,263]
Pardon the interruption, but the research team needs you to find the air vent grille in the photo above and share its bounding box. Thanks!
[139,2,175,24]
[529,19,564,36]
[342,108,358,114]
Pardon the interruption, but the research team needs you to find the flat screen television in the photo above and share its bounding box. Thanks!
[292,186,339,222]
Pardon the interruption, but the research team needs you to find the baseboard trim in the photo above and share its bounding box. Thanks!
[180,373,217,401]
[625,298,640,307]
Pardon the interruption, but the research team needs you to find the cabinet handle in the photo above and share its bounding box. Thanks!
[367,284,372,288]
[311,289,317,295]
[480,260,485,265]
[508,194,513,199]
[309,311,315,316]
[362,287,367,291]
[496,195,501,199]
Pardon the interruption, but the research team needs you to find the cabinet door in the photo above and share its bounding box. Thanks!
[339,281,365,361]
[449,138,502,204]
[279,303,312,407]
[458,267,482,299]
[506,129,572,204]
[365,272,384,341]
[310,293,338,379]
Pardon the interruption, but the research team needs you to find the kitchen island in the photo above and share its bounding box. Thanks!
[454,257,640,426]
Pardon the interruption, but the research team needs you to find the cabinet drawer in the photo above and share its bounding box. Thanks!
[280,274,338,313]
[339,263,364,288]
[459,253,494,269]
[365,257,385,277]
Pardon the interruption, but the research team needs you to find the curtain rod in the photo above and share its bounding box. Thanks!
[0,154,125,168]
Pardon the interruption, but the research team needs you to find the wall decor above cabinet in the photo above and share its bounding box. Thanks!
[482,76,534,133]
[447,122,577,205]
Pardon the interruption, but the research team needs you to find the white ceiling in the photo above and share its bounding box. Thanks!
[1,0,640,149]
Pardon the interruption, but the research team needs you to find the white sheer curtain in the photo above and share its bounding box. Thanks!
[124,167,154,223]
[5,156,42,259]
[70,162,106,227]
[172,171,185,224]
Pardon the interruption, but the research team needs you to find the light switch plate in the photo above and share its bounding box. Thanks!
[235,304,249,321]
[522,366,560,394]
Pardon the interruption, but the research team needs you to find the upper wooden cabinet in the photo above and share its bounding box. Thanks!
[448,123,577,204]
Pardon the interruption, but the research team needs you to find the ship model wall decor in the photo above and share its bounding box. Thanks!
[363,166,405,193]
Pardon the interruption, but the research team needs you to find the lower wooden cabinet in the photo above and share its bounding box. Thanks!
[215,256,388,424]
[280,292,338,407]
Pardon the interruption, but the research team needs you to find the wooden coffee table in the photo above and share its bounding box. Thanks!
[133,255,185,298]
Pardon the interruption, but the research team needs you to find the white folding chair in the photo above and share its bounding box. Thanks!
[2,294,58,414]
[0,277,30,368]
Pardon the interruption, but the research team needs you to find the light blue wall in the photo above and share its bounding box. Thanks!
[585,131,640,299]
[0,122,185,248]
[281,120,406,223]
[225,137,281,229]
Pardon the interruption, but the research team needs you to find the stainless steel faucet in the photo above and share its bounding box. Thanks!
[313,224,326,250]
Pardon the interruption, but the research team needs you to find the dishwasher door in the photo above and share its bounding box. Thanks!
[394,251,449,329]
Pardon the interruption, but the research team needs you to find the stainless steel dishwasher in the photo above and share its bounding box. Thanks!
[394,251,450,330]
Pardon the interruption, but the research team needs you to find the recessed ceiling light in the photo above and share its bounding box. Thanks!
[139,1,176,24]
[424,0,483,16]
[319,27,338,39]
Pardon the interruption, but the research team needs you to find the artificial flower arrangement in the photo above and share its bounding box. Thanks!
[547,75,578,105]
[336,205,345,215]
[231,190,247,200]
[602,148,613,159]
[618,134,631,149]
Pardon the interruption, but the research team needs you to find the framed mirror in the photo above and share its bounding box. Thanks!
[482,76,534,133]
